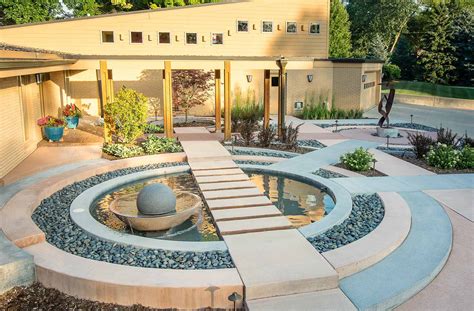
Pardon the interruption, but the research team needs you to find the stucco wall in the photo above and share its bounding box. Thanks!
[42,71,66,117]
[0,0,329,59]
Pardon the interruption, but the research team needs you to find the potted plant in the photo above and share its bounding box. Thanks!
[63,103,82,129]
[37,116,66,142]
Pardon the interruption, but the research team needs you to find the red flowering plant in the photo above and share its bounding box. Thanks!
[37,116,66,128]
[62,103,82,118]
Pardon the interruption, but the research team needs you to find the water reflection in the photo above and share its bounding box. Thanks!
[248,173,335,228]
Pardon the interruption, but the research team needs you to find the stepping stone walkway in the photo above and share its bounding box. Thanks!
[180,141,339,302]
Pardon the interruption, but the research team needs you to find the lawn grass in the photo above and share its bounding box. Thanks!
[382,80,474,100]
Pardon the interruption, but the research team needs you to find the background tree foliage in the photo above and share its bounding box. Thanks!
[329,0,352,58]
[0,0,62,25]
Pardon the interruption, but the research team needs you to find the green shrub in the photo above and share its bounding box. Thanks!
[231,88,263,131]
[437,127,458,147]
[340,148,375,171]
[300,92,363,120]
[104,87,148,143]
[457,147,474,169]
[141,135,183,154]
[425,144,460,169]
[408,132,435,159]
[238,119,258,146]
[102,144,144,158]
[383,64,401,81]
[281,123,301,151]
[145,123,164,134]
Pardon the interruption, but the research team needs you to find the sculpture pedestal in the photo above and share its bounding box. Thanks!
[377,127,399,138]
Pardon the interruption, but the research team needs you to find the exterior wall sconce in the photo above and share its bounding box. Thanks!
[362,74,367,83]
[35,73,43,84]
[246,75,253,83]
[307,74,314,83]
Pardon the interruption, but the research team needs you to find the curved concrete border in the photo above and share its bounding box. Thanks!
[0,153,187,248]
[238,164,353,237]
[25,242,243,309]
[322,192,411,278]
[70,166,227,252]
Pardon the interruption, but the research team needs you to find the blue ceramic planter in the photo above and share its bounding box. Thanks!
[44,127,64,142]
[66,116,79,129]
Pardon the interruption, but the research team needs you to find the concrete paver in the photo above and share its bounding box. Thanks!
[424,189,474,221]
[370,148,435,176]
[224,229,338,300]
[202,188,263,200]
[218,216,293,235]
[193,168,243,177]
[188,160,237,170]
[206,196,273,210]
[211,206,282,221]
[198,180,256,191]
[195,174,250,183]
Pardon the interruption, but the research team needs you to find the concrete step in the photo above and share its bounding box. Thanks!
[196,174,249,184]
[224,229,339,300]
[189,160,238,171]
[181,141,232,162]
[212,206,282,221]
[199,180,256,191]
[218,216,293,235]
[202,188,263,200]
[193,168,243,177]
[246,289,356,311]
[207,196,273,210]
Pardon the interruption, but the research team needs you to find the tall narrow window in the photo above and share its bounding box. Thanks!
[262,21,273,33]
[101,31,114,43]
[309,23,320,35]
[211,33,223,45]
[159,32,171,44]
[186,32,197,44]
[286,22,297,34]
[130,31,143,43]
[237,20,249,32]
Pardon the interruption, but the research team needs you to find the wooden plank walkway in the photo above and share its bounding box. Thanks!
[181,141,339,301]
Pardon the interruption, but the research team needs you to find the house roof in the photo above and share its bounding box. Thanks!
[0,0,248,29]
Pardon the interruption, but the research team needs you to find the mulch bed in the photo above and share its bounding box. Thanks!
[334,163,387,177]
[393,155,474,174]
[174,121,215,128]
[0,283,229,311]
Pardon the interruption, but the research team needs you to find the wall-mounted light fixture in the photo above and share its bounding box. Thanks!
[35,73,43,84]
[307,74,314,83]
[246,75,253,83]
[362,74,367,83]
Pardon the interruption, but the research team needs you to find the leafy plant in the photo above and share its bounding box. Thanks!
[62,103,82,118]
[437,127,458,147]
[238,119,258,146]
[37,115,65,128]
[257,125,277,148]
[457,147,474,169]
[340,148,375,171]
[231,87,263,131]
[144,123,164,134]
[462,136,474,148]
[141,136,183,154]
[383,64,401,81]
[408,132,435,159]
[425,144,460,169]
[104,87,148,144]
[281,123,301,151]
[300,91,363,120]
[102,144,144,158]
[172,70,213,123]
[148,97,161,121]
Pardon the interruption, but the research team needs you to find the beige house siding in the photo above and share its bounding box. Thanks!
[43,71,66,117]
[0,0,329,59]
[69,70,101,116]
[332,65,362,110]
[0,77,41,179]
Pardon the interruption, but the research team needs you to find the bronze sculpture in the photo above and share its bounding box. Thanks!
[377,84,396,128]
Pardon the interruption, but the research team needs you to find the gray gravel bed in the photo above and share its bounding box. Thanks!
[298,140,326,149]
[313,169,347,179]
[308,194,384,252]
[229,148,297,159]
[235,160,273,166]
[32,162,234,270]
[319,122,438,132]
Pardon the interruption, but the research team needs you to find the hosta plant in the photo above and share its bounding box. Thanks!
[457,147,474,169]
[340,148,375,171]
[141,136,183,154]
[102,144,144,158]
[425,144,460,169]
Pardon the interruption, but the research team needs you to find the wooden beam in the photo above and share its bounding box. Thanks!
[163,61,174,138]
[277,59,288,138]
[224,61,231,140]
[263,69,271,129]
[215,69,222,132]
[99,60,111,143]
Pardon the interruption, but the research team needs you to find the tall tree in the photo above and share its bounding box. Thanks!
[0,0,62,25]
[347,0,419,59]
[329,0,352,58]
[417,2,457,84]
[450,6,474,85]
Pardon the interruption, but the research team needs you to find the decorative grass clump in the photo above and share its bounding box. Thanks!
[299,92,363,120]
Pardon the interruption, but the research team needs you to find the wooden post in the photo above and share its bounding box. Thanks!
[163,61,173,138]
[263,69,271,129]
[224,61,231,140]
[99,60,112,143]
[215,69,222,132]
[277,59,288,138]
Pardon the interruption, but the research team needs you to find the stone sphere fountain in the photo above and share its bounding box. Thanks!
[109,183,201,232]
